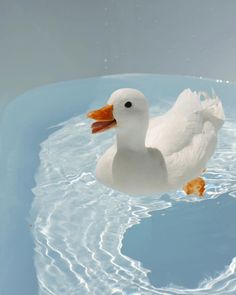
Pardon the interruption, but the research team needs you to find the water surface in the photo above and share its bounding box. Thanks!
[31,76,236,294]
[1,74,236,295]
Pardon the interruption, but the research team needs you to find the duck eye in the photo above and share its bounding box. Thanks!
[124,101,132,108]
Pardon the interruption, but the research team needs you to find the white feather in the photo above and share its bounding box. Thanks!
[146,89,224,186]
[94,88,225,195]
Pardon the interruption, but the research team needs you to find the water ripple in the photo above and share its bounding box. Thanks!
[30,110,236,294]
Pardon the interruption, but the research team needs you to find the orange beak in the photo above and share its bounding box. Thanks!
[87,104,116,134]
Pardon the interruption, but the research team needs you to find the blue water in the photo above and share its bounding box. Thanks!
[1,74,236,294]
[123,195,236,289]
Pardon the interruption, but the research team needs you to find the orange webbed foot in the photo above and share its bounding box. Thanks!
[183,177,206,197]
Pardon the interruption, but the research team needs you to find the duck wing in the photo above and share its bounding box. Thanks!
[146,88,224,158]
[146,89,224,186]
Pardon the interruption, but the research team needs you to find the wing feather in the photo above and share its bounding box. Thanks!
[146,89,203,155]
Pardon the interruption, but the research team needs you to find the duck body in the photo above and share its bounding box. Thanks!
[88,88,224,196]
[96,145,168,194]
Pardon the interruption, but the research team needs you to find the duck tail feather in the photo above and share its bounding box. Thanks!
[200,90,225,130]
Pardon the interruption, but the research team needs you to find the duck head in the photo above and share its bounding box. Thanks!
[87,88,149,137]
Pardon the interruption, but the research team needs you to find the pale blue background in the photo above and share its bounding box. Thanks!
[1,0,236,111]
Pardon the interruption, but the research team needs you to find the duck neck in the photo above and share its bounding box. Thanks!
[116,128,147,152]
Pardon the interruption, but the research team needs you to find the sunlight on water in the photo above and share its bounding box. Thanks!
[31,102,236,295]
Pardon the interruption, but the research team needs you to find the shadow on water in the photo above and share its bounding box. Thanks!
[122,194,236,288]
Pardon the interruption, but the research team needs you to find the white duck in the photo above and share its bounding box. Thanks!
[87,88,224,196]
